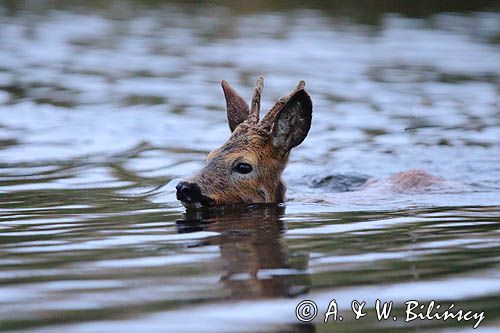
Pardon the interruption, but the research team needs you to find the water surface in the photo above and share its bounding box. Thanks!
[1,1,500,332]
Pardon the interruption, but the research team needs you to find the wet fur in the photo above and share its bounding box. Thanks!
[179,77,442,208]
[181,77,311,207]
[186,123,291,205]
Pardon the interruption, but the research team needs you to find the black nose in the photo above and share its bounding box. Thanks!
[176,181,202,203]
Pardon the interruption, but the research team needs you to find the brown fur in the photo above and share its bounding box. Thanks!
[177,77,443,208]
[188,125,288,205]
[179,77,312,207]
[389,169,444,193]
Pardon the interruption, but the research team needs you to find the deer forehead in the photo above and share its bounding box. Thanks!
[207,126,270,161]
[207,150,260,167]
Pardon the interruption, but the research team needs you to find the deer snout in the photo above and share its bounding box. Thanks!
[176,181,202,203]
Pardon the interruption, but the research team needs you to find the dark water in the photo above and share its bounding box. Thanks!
[1,1,500,332]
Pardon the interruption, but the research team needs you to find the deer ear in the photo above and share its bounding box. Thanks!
[271,89,312,150]
[221,80,250,132]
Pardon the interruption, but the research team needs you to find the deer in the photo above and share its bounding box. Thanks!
[175,76,443,209]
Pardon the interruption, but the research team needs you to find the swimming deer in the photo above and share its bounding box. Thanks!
[176,77,443,208]
[176,76,310,208]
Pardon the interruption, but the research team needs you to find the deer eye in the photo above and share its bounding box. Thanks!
[233,162,253,174]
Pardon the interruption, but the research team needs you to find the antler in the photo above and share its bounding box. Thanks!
[260,80,306,131]
[295,80,305,90]
[248,76,264,123]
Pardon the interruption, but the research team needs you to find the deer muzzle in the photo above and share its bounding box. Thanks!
[176,181,215,208]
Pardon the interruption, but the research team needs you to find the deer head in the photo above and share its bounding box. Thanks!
[176,77,312,208]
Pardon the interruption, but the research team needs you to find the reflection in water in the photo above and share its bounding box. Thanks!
[177,206,311,299]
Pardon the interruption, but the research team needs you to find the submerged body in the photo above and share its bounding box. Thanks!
[176,77,443,209]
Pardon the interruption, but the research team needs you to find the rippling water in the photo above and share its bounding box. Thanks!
[1,1,500,332]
